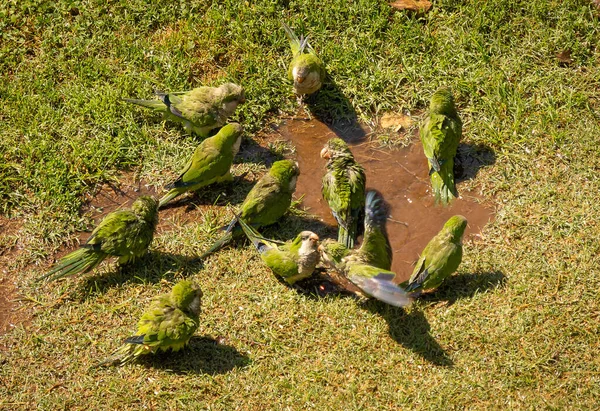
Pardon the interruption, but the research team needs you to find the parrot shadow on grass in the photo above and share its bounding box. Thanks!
[415,270,506,306]
[75,251,205,300]
[235,137,288,166]
[454,143,497,184]
[363,302,454,367]
[129,336,251,375]
[305,77,366,142]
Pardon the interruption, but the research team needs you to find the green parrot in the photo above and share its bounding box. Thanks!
[237,216,320,284]
[96,280,202,367]
[420,87,462,205]
[37,196,159,283]
[198,159,300,259]
[282,23,326,97]
[319,191,412,307]
[124,83,245,137]
[321,138,366,249]
[401,215,468,295]
[158,123,244,207]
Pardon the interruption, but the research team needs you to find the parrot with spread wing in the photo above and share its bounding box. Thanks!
[319,191,411,307]
[321,138,366,249]
[282,22,326,97]
[158,123,244,207]
[124,83,245,137]
[96,280,202,367]
[37,196,159,283]
[237,216,320,284]
[400,215,467,295]
[198,159,300,259]
[420,87,462,205]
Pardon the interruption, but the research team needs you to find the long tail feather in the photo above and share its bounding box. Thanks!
[282,22,301,56]
[431,159,457,205]
[236,217,264,251]
[158,188,181,208]
[92,343,140,368]
[122,98,166,112]
[337,224,355,249]
[36,248,105,283]
[197,218,238,259]
[349,275,412,308]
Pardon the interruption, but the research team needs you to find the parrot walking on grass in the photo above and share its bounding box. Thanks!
[124,83,245,137]
[198,159,300,259]
[237,217,320,284]
[319,191,412,307]
[96,280,202,367]
[321,138,366,249]
[37,196,159,283]
[283,23,326,97]
[158,123,244,207]
[400,215,467,295]
[420,87,462,205]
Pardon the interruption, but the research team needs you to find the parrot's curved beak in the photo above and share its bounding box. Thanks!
[296,75,305,84]
[309,233,319,244]
[320,147,330,159]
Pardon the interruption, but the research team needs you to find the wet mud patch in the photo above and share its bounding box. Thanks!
[274,118,496,282]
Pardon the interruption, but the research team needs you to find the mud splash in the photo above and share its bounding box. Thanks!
[277,118,495,282]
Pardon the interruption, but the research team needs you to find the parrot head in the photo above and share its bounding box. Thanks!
[318,238,350,267]
[430,87,458,117]
[131,196,159,223]
[221,122,244,155]
[219,83,246,104]
[269,159,300,192]
[296,231,319,250]
[442,215,468,243]
[171,280,203,316]
[320,138,353,163]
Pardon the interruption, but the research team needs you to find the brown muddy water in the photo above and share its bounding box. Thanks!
[276,118,494,283]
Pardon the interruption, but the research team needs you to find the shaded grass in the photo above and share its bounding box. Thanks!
[2,0,600,409]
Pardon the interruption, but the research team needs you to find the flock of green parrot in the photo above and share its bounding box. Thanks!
[38,24,468,367]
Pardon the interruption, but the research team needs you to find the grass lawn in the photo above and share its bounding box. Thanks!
[1,0,600,409]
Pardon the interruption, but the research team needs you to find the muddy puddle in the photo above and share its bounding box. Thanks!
[276,118,495,282]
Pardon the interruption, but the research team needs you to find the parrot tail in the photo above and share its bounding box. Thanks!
[236,217,263,251]
[92,342,146,368]
[197,218,238,260]
[122,98,166,112]
[36,248,105,283]
[430,159,458,205]
[337,217,359,250]
[282,22,306,55]
[158,188,180,208]
[349,275,413,308]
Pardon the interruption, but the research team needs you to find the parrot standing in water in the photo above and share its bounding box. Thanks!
[319,191,412,308]
[96,280,202,367]
[400,215,468,295]
[124,83,245,137]
[321,138,366,249]
[282,23,326,98]
[198,159,300,259]
[420,87,462,205]
[158,123,244,207]
[37,196,159,283]
[237,216,320,285]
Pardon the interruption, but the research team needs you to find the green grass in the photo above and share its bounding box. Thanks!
[2,0,600,409]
